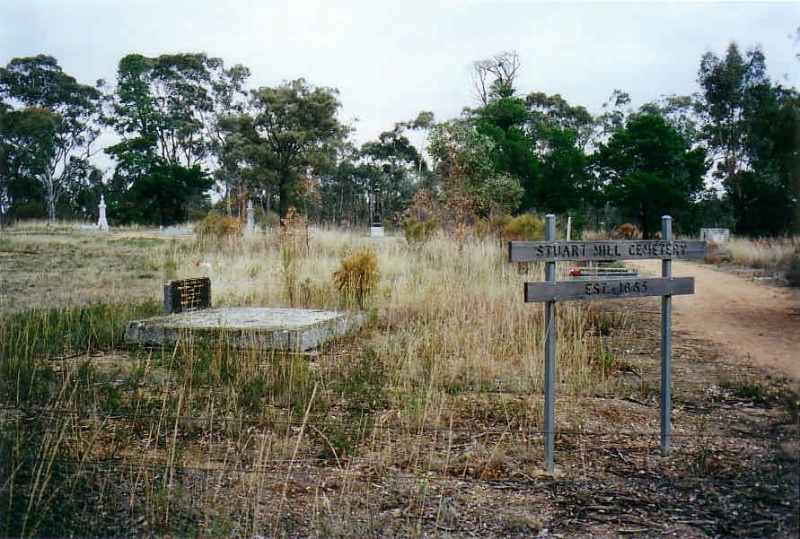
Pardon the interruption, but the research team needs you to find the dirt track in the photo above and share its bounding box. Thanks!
[631,259,800,392]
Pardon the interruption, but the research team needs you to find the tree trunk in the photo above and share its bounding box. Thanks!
[45,179,56,226]
[279,173,291,220]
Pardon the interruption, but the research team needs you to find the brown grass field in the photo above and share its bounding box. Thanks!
[0,222,798,538]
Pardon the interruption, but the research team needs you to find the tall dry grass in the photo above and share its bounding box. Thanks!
[717,236,799,272]
[1,224,636,537]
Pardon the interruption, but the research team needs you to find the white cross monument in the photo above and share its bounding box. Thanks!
[98,195,109,231]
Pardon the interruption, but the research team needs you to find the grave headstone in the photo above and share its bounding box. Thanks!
[246,199,255,235]
[98,195,109,231]
[700,227,730,243]
[164,277,211,314]
[370,188,384,238]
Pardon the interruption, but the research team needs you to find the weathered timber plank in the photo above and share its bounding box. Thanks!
[509,240,707,262]
[524,277,695,302]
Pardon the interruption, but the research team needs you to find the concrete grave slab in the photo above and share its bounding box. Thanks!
[125,307,365,352]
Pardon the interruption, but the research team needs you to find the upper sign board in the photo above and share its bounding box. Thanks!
[509,240,707,263]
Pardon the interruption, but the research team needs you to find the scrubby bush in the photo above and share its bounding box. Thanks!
[617,223,639,239]
[333,247,380,309]
[260,210,281,229]
[401,216,437,249]
[195,213,242,238]
[504,214,545,241]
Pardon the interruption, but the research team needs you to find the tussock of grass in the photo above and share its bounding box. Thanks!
[715,236,799,272]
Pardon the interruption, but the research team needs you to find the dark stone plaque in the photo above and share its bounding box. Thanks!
[164,277,211,314]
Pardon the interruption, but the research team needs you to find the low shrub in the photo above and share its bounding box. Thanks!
[401,216,437,248]
[504,214,544,241]
[195,213,242,238]
[617,223,639,239]
[333,247,380,309]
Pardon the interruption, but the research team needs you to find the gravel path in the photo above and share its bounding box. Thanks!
[631,259,800,391]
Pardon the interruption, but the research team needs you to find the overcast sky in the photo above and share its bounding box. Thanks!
[2,0,798,146]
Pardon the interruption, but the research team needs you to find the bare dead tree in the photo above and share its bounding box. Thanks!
[472,51,520,105]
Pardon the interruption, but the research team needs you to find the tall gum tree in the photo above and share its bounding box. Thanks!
[592,113,708,238]
[0,55,102,224]
[525,92,594,216]
[105,52,248,223]
[696,43,799,235]
[234,79,346,219]
[107,52,248,174]
[360,121,429,220]
[428,118,523,226]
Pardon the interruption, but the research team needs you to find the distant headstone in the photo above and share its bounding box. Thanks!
[98,195,109,231]
[370,188,384,238]
[246,199,255,234]
[164,277,211,314]
[700,228,730,243]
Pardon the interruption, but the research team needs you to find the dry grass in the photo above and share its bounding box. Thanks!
[720,236,799,271]
[1,222,797,538]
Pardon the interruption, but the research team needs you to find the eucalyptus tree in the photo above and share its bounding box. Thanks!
[428,118,523,226]
[592,113,707,238]
[319,143,373,226]
[231,78,346,219]
[360,121,429,220]
[0,103,48,222]
[471,93,539,213]
[697,44,767,229]
[697,42,799,235]
[0,55,102,224]
[472,51,520,106]
[524,92,594,216]
[470,55,596,217]
[105,52,248,223]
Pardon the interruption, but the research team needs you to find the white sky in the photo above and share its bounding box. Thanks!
[2,0,798,147]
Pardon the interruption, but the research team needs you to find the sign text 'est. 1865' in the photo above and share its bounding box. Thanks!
[524,277,695,303]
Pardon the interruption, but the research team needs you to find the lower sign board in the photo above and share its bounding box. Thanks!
[525,277,694,302]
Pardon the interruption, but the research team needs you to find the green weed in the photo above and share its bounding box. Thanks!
[332,247,380,309]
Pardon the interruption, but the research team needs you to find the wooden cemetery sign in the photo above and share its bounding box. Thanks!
[524,277,695,302]
[164,277,211,314]
[509,216,705,472]
[509,239,707,263]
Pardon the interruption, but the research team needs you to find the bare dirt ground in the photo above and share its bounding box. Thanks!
[631,259,800,392]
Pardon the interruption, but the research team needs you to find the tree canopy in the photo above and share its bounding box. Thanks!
[0,55,102,224]
[226,79,346,219]
[0,43,796,236]
[593,114,707,238]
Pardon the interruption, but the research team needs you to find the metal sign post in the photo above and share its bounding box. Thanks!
[661,216,672,456]
[509,216,704,471]
[543,215,556,473]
